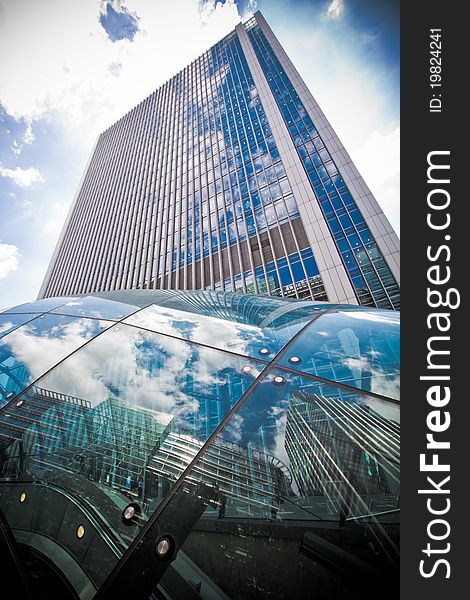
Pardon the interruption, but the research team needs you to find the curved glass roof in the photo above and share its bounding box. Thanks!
[0,291,399,599]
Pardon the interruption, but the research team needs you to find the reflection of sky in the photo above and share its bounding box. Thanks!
[0,315,110,401]
[222,377,291,450]
[124,295,338,359]
[51,295,138,320]
[0,313,38,339]
[362,395,399,423]
[99,2,140,43]
[0,293,401,528]
[220,377,303,492]
[125,304,272,358]
[37,323,261,438]
[342,356,400,399]
[218,369,400,501]
[344,309,400,326]
[2,296,76,314]
[278,308,400,399]
[0,0,400,312]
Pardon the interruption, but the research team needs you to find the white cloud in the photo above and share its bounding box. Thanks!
[23,122,35,144]
[11,139,23,156]
[0,164,45,187]
[0,242,20,280]
[326,0,345,20]
[40,202,69,237]
[352,125,400,234]
[0,0,247,140]
[354,125,400,190]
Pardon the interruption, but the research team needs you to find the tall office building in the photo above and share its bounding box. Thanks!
[39,12,400,310]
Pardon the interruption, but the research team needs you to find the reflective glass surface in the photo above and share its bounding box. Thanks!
[42,23,329,302]
[0,290,399,599]
[0,319,263,590]
[125,291,332,359]
[1,296,77,314]
[94,289,175,309]
[50,295,140,321]
[0,313,39,339]
[0,315,111,406]
[154,368,399,599]
[36,323,261,428]
[164,368,399,520]
[277,308,400,399]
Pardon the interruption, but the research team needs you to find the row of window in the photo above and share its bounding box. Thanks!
[106,32,325,300]
[214,248,326,301]
[247,24,399,310]
[45,28,327,302]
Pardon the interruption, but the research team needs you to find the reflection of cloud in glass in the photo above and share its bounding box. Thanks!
[344,310,399,326]
[40,325,192,415]
[193,316,263,355]
[2,317,109,384]
[221,379,290,451]
[0,321,15,335]
[342,356,400,399]
[52,295,137,320]
[270,409,294,477]
[38,323,259,434]
[126,303,268,357]
[0,290,400,595]
[222,413,244,445]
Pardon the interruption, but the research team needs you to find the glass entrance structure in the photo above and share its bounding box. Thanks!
[0,290,399,599]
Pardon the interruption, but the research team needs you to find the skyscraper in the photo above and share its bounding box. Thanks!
[39,11,400,310]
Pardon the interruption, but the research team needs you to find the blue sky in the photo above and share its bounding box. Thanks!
[0,0,399,309]
[99,1,140,41]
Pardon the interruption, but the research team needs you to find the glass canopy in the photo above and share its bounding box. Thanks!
[0,290,400,599]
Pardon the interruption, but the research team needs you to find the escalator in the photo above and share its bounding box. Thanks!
[0,477,132,599]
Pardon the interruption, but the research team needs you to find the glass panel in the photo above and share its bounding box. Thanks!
[93,289,169,309]
[2,297,77,314]
[0,313,39,340]
[0,323,264,592]
[0,315,111,406]
[155,368,399,598]
[124,291,334,360]
[246,24,400,311]
[33,324,263,440]
[277,308,400,400]
[50,296,140,321]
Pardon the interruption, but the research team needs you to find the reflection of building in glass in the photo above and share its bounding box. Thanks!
[84,398,174,492]
[285,391,400,518]
[0,387,174,496]
[150,430,291,516]
[0,385,291,516]
[39,11,399,310]
[0,290,400,599]
[0,355,30,401]
[1,386,91,478]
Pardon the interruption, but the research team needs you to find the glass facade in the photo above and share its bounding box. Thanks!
[39,12,399,311]
[247,19,400,310]
[0,290,399,598]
